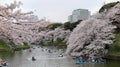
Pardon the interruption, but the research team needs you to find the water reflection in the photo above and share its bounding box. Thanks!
[0,51,13,59]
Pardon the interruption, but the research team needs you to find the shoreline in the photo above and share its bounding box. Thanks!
[105,55,120,61]
[1,45,120,61]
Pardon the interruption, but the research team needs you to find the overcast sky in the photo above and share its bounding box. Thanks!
[0,0,119,22]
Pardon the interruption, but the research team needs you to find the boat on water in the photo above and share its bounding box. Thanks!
[88,57,105,63]
[75,62,87,64]
[72,57,80,60]
[72,56,105,65]
[32,56,36,61]
[0,60,7,67]
[72,57,87,64]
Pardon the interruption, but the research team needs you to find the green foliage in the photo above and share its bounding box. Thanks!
[39,41,53,46]
[63,22,71,30]
[0,40,30,51]
[23,42,28,46]
[109,33,120,51]
[0,39,10,51]
[40,38,67,49]
[99,1,119,13]
[0,51,13,59]
[14,42,30,51]
[47,41,53,46]
[63,20,82,31]
[54,38,67,49]
[38,20,81,31]
[0,40,7,49]
[71,20,82,31]
[39,41,44,46]
[46,23,63,30]
[108,33,120,56]
[38,27,46,32]
[107,51,120,56]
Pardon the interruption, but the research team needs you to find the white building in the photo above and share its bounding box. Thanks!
[68,9,90,22]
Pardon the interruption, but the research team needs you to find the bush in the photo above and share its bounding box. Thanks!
[63,22,71,30]
[70,20,82,31]
[99,1,119,13]
[46,23,63,30]
[108,33,120,56]
[0,39,10,51]
[63,20,82,31]
[13,42,30,51]
[38,27,46,32]
[109,33,120,51]
[39,38,67,49]
[23,42,28,46]
[54,38,67,49]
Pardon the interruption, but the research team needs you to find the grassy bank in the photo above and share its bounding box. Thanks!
[13,42,30,51]
[107,33,120,56]
[0,40,30,59]
[13,45,30,51]
[0,40,30,51]
[0,39,10,51]
[0,39,12,59]
[0,51,13,59]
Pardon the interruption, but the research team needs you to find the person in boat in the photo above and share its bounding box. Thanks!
[88,57,95,62]
[0,60,7,67]
[32,56,36,61]
[48,50,50,53]
[1,61,7,66]
[0,62,2,67]
[78,57,83,62]
[58,53,63,57]
[29,49,32,52]
[0,59,3,67]
[48,50,52,53]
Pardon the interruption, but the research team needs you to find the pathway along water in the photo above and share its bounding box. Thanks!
[0,46,120,67]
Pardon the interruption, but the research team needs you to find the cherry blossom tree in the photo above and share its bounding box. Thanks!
[66,3,120,58]
[0,1,50,45]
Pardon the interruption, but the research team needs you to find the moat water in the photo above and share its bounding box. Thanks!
[0,46,120,67]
